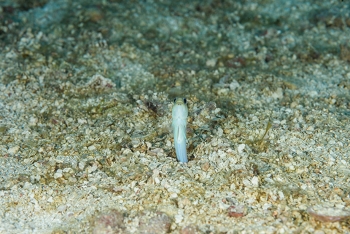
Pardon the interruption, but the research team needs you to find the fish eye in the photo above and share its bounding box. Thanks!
[173,98,177,103]
[183,98,187,104]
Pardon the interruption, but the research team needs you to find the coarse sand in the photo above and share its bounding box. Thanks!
[0,0,349,233]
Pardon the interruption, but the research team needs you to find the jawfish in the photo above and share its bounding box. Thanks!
[172,97,188,163]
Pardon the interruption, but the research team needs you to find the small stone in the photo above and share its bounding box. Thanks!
[174,214,183,223]
[237,144,245,153]
[251,176,259,187]
[181,225,199,234]
[271,87,283,99]
[201,162,210,171]
[306,126,314,132]
[85,74,116,91]
[29,117,38,126]
[93,209,125,234]
[88,145,97,151]
[307,205,350,222]
[8,146,20,154]
[217,127,223,137]
[78,118,87,124]
[227,205,246,218]
[138,211,172,234]
[206,59,216,67]
[229,80,240,90]
[308,91,318,97]
[54,169,63,179]
[87,164,98,174]
[57,205,67,212]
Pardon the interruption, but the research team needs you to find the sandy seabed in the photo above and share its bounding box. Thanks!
[0,0,349,233]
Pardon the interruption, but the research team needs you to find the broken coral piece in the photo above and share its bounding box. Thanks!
[307,205,350,222]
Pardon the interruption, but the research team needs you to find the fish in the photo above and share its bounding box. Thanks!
[172,97,188,163]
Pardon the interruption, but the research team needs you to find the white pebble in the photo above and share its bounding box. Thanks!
[217,127,223,137]
[8,146,20,154]
[174,214,183,223]
[251,176,259,187]
[29,117,38,126]
[78,118,87,124]
[88,164,98,173]
[237,144,245,153]
[229,80,240,90]
[54,169,63,179]
[278,191,285,200]
[88,145,96,151]
[206,59,216,67]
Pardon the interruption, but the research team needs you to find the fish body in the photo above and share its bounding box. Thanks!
[172,98,188,163]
